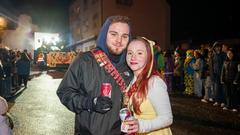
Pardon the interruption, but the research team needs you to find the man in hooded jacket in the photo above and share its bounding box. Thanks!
[57,15,133,135]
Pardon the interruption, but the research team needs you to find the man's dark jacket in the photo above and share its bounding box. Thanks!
[57,15,133,135]
[57,50,132,135]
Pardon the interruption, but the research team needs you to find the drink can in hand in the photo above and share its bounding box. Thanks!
[119,108,134,133]
[101,83,112,98]
[119,108,132,121]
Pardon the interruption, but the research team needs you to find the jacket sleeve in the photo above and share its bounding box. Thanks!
[221,62,226,83]
[234,63,240,83]
[56,54,90,114]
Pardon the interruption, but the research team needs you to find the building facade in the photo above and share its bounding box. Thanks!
[69,0,170,51]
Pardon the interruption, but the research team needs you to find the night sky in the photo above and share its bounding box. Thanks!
[1,0,239,43]
[170,0,239,43]
[0,0,71,35]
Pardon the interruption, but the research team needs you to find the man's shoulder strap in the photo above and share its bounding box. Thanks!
[91,49,126,92]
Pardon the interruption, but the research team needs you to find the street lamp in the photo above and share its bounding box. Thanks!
[0,16,7,44]
[0,16,7,30]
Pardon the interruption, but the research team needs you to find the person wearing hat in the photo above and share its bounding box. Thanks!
[0,96,12,135]
[183,49,195,95]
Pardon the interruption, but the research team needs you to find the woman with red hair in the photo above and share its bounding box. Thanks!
[123,37,173,134]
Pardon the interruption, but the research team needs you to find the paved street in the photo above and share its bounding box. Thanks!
[171,94,240,135]
[7,69,240,135]
[8,70,74,135]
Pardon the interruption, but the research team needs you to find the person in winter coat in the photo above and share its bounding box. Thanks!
[173,49,184,92]
[57,15,133,135]
[221,49,239,112]
[192,50,204,97]
[0,59,6,97]
[212,44,226,107]
[164,50,174,92]
[16,52,31,88]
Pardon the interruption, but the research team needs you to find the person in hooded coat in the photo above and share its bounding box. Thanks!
[57,15,133,135]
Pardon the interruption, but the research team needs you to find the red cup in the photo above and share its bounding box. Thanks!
[101,83,112,98]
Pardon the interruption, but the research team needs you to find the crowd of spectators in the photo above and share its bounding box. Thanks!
[0,48,32,99]
[154,42,240,112]
[2,41,240,113]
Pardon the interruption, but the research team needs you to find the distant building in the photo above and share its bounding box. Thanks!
[69,0,170,51]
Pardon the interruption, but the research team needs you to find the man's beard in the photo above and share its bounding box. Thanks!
[108,47,123,55]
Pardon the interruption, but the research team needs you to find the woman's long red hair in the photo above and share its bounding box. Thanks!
[131,37,161,115]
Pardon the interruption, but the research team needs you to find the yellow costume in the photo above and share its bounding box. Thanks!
[128,76,172,135]
[132,98,172,135]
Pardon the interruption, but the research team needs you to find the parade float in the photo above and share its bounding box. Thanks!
[34,32,76,68]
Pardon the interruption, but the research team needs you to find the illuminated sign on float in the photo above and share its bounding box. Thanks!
[34,32,60,50]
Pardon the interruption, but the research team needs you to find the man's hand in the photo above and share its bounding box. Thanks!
[92,96,113,113]
[82,96,113,113]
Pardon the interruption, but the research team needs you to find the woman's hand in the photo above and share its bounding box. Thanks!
[125,118,139,134]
